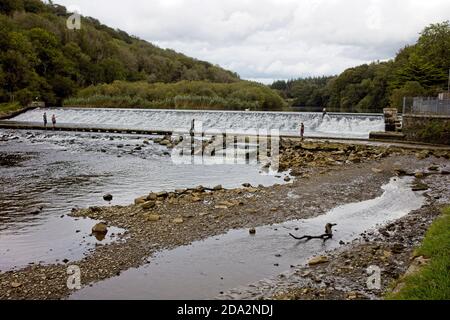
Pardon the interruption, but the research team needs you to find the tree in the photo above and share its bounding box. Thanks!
[390,81,426,110]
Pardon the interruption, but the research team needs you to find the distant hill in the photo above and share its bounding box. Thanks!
[0,0,240,106]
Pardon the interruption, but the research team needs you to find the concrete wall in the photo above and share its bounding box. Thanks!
[402,114,450,145]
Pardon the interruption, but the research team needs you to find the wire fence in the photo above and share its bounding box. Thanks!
[403,97,450,116]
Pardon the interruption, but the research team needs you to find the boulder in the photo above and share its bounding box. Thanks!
[156,191,169,198]
[146,193,158,201]
[160,139,171,146]
[144,214,160,222]
[249,228,256,235]
[412,183,429,191]
[134,196,147,205]
[213,185,223,191]
[308,256,329,266]
[141,201,156,210]
[92,222,108,234]
[172,218,184,224]
[191,196,202,202]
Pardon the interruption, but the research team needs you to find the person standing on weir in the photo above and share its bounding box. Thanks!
[51,114,56,130]
[43,112,47,129]
[322,107,327,118]
[190,119,195,156]
[300,122,305,141]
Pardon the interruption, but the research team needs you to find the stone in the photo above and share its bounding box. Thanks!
[156,191,169,198]
[414,172,425,178]
[144,214,161,222]
[249,228,256,235]
[371,168,383,173]
[146,193,158,201]
[160,139,171,146]
[172,218,184,224]
[191,196,202,202]
[213,185,223,191]
[428,165,439,171]
[284,176,291,182]
[441,170,450,175]
[11,282,22,288]
[308,256,329,266]
[92,223,108,234]
[242,183,251,188]
[103,194,113,202]
[412,183,429,191]
[141,201,156,210]
[215,205,228,210]
[134,196,147,205]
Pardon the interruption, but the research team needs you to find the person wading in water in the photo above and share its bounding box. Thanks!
[43,112,47,129]
[300,122,305,141]
[51,114,56,130]
[322,107,327,118]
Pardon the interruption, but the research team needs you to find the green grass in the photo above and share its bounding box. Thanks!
[0,102,23,117]
[386,206,450,300]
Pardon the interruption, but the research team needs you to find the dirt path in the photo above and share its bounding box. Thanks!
[0,140,449,300]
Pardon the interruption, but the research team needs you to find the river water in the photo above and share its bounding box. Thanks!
[0,129,284,271]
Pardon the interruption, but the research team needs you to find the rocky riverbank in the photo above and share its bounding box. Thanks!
[0,139,449,300]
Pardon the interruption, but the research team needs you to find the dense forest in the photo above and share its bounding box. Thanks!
[0,0,240,106]
[272,21,450,113]
[64,80,286,111]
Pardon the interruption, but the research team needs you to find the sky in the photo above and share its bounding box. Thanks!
[52,0,450,84]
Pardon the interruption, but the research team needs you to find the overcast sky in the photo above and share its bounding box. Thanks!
[52,0,450,84]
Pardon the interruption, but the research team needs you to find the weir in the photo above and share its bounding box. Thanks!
[4,107,385,139]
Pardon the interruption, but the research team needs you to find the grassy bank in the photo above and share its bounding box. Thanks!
[64,80,287,111]
[0,102,23,118]
[387,206,450,300]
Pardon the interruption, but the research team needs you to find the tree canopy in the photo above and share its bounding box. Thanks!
[0,0,240,106]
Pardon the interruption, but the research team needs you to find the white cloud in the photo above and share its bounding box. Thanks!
[53,0,450,83]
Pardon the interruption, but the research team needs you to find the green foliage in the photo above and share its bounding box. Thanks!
[390,81,426,109]
[0,0,240,106]
[63,80,286,111]
[416,121,450,145]
[0,101,22,116]
[386,206,450,300]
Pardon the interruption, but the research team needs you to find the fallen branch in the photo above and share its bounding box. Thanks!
[289,233,332,241]
[289,223,337,241]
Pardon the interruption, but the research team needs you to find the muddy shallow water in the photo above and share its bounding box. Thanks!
[70,176,425,300]
[0,129,285,271]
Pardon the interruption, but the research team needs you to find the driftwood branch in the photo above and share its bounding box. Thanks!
[289,233,332,241]
[289,223,337,242]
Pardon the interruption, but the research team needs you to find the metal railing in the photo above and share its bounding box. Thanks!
[403,97,450,116]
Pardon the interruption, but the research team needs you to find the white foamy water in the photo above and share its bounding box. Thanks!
[10,108,384,138]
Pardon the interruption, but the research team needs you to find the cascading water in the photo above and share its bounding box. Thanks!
[9,108,384,139]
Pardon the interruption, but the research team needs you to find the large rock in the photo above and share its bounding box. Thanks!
[144,214,161,222]
[134,196,147,205]
[172,218,184,224]
[308,256,329,266]
[141,201,156,210]
[146,193,158,201]
[156,191,169,198]
[92,222,108,234]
